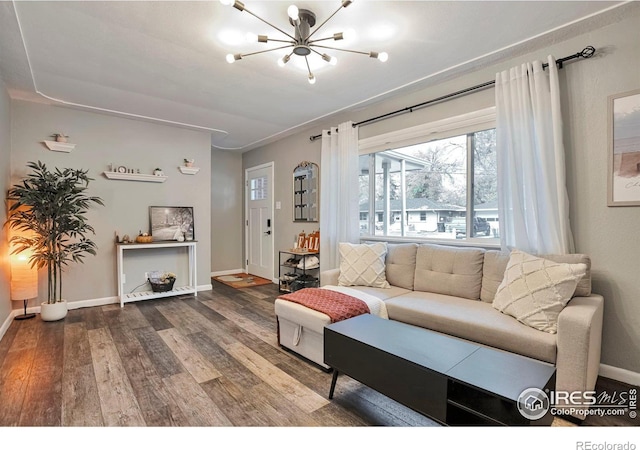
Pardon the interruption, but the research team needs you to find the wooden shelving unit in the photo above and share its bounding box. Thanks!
[117,241,197,307]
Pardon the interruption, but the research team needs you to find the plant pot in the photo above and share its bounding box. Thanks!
[40,300,68,321]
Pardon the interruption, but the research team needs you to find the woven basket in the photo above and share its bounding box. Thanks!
[149,277,176,292]
[136,235,153,243]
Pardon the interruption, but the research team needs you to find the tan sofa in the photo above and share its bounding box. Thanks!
[320,242,604,420]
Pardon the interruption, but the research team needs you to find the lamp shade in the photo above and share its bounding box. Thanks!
[10,251,38,301]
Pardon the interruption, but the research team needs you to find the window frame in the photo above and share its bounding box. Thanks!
[358,107,498,247]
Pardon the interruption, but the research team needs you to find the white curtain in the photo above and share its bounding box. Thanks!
[320,121,360,271]
[495,56,574,255]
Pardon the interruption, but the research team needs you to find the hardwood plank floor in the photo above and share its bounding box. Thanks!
[0,280,637,429]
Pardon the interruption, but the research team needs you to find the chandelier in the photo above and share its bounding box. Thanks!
[220,0,388,84]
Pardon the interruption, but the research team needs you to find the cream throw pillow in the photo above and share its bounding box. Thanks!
[338,242,390,289]
[492,250,587,334]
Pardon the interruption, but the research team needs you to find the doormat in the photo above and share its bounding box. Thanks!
[212,273,273,289]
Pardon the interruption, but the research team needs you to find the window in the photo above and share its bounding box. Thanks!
[250,176,267,201]
[358,109,499,242]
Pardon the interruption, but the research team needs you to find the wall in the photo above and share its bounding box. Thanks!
[244,8,640,376]
[0,79,11,327]
[10,101,212,305]
[211,148,243,274]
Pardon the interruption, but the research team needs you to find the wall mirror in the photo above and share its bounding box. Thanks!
[293,161,319,222]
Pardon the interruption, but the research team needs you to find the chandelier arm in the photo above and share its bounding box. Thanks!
[310,44,369,56]
[306,3,345,40]
[242,7,296,41]
[304,56,312,76]
[264,38,295,44]
[308,36,338,44]
[239,44,295,58]
[309,47,328,59]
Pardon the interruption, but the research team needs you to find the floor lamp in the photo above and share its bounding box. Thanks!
[10,251,37,320]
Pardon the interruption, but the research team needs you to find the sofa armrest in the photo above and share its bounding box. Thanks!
[320,268,340,286]
[556,294,604,415]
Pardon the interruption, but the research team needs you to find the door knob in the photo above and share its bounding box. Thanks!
[264,230,271,235]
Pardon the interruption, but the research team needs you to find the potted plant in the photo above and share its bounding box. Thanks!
[6,161,104,321]
[184,158,194,167]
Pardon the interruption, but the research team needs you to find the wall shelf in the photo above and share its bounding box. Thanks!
[103,171,168,183]
[178,166,200,175]
[43,140,76,152]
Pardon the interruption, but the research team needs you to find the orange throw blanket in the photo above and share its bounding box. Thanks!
[279,288,370,323]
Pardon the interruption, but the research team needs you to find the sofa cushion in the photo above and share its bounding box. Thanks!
[338,242,390,288]
[481,250,592,302]
[385,291,557,363]
[385,243,418,290]
[481,250,511,303]
[492,250,587,334]
[413,244,485,300]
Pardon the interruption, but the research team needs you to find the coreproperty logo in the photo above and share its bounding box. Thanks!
[517,387,638,420]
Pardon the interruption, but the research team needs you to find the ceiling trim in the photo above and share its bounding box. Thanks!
[11,0,228,137]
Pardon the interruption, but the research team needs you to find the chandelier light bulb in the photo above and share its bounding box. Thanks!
[278,54,291,67]
[342,29,356,41]
[219,0,233,6]
[322,53,337,66]
[226,53,239,64]
[378,51,389,62]
[245,32,257,42]
[308,73,316,85]
[287,5,299,21]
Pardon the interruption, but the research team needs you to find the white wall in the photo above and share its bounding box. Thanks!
[211,148,244,273]
[244,8,640,375]
[10,100,212,304]
[0,79,11,326]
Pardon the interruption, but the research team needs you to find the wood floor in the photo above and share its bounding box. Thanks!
[0,280,636,427]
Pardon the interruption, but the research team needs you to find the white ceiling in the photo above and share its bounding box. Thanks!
[0,1,627,152]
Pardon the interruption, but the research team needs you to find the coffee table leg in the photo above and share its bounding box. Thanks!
[329,370,339,399]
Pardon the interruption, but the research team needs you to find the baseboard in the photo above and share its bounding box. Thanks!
[211,268,245,277]
[599,363,640,387]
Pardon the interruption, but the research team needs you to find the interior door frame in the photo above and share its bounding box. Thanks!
[244,161,275,281]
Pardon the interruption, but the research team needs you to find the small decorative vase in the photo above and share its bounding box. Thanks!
[177,233,185,242]
[40,300,68,321]
[185,161,193,167]
[55,134,68,143]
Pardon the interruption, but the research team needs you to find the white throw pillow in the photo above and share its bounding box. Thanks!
[492,249,587,334]
[338,242,390,289]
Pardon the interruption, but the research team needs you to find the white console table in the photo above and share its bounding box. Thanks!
[117,241,197,307]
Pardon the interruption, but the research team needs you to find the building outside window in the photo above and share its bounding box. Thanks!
[358,109,499,242]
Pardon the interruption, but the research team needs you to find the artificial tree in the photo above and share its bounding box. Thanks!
[6,160,104,305]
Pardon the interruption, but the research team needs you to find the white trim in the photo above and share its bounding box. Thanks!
[211,268,246,277]
[600,364,640,387]
[359,107,496,154]
[244,162,275,281]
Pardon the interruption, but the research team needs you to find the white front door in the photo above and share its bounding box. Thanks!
[245,163,274,281]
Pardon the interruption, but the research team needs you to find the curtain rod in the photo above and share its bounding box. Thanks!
[309,46,596,142]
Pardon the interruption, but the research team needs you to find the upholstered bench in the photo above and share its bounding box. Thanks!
[275,286,389,369]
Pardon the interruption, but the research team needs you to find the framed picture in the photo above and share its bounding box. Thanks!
[608,88,640,206]
[149,206,195,241]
